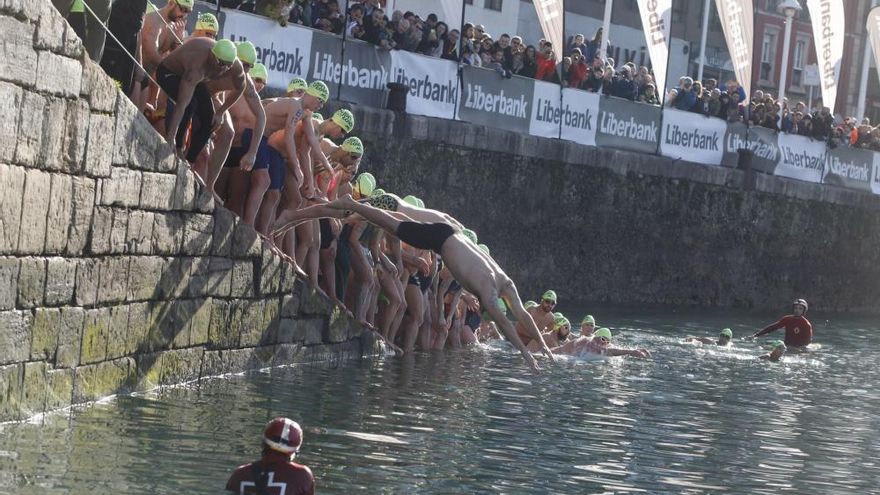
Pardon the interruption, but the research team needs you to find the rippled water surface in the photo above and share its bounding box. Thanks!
[2,307,879,494]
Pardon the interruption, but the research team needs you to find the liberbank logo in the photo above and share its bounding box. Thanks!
[827,155,869,182]
[535,98,593,130]
[780,147,823,171]
[311,52,388,90]
[598,112,658,141]
[393,68,457,104]
[664,124,719,150]
[229,35,304,75]
[463,84,529,118]
[725,133,779,161]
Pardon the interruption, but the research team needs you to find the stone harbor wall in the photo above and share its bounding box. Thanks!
[0,0,378,423]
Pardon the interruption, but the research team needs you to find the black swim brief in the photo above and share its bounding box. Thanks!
[395,222,455,254]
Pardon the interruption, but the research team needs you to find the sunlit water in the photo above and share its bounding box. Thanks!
[1,307,878,494]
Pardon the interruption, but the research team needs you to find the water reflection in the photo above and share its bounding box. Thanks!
[0,310,878,494]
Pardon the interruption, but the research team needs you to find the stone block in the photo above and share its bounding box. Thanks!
[20,361,47,417]
[0,16,37,87]
[239,300,266,347]
[84,113,115,178]
[85,59,117,113]
[111,93,137,165]
[277,317,311,344]
[0,364,23,422]
[96,257,129,305]
[72,357,135,403]
[65,177,96,255]
[172,165,197,210]
[44,173,73,254]
[126,255,163,301]
[231,221,261,257]
[30,307,60,360]
[0,164,25,254]
[16,169,51,253]
[154,347,204,386]
[299,284,333,316]
[169,299,196,349]
[0,310,31,365]
[80,307,111,364]
[202,257,232,298]
[200,348,264,378]
[258,249,282,296]
[156,256,191,299]
[194,186,215,213]
[16,257,46,308]
[55,307,84,368]
[37,96,67,171]
[280,293,299,318]
[35,50,82,97]
[88,206,113,255]
[261,298,281,344]
[129,117,161,171]
[189,298,212,346]
[63,99,90,171]
[325,307,361,343]
[106,304,130,360]
[210,207,236,257]
[0,82,21,162]
[124,302,152,356]
[154,139,179,173]
[140,172,177,210]
[207,299,234,349]
[272,343,304,365]
[100,167,142,207]
[109,207,128,254]
[125,210,154,254]
[302,318,325,345]
[146,300,184,352]
[181,214,214,255]
[44,257,77,305]
[0,258,18,310]
[231,260,256,298]
[151,212,185,255]
[45,368,74,411]
[35,0,66,52]
[74,257,99,306]
[14,91,45,167]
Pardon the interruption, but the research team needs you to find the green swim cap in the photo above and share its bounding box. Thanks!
[354,172,376,197]
[212,39,238,64]
[554,314,570,328]
[370,188,386,198]
[175,0,194,8]
[306,80,330,103]
[288,77,308,93]
[581,315,595,325]
[462,229,478,244]
[402,195,420,207]
[593,327,612,340]
[72,0,84,12]
[542,290,557,303]
[497,297,508,313]
[340,136,363,155]
[720,328,733,339]
[249,63,268,83]
[771,340,786,351]
[311,112,324,123]
[524,300,538,309]
[478,243,490,255]
[236,41,258,66]
[415,197,425,208]
[331,109,355,133]
[195,13,219,33]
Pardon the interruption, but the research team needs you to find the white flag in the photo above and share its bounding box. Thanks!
[533,0,564,58]
[636,0,672,98]
[806,0,845,112]
[714,0,754,104]
[868,7,880,91]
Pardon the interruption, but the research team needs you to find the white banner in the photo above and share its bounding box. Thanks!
[533,0,564,56]
[867,7,880,106]
[529,80,562,139]
[636,0,672,98]
[560,89,600,147]
[222,9,312,92]
[806,0,844,112]
[659,109,726,165]
[714,0,754,104]
[389,50,458,119]
[775,133,826,183]
[872,152,880,195]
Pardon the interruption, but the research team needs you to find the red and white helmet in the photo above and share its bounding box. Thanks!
[792,299,808,312]
[263,417,303,455]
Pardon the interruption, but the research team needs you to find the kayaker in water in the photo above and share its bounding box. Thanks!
[749,299,813,351]
[759,340,787,362]
[685,328,733,346]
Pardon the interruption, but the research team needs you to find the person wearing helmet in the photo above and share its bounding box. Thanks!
[192,12,219,39]
[226,417,315,494]
[216,62,269,216]
[759,340,787,362]
[749,299,813,350]
[686,328,734,346]
[287,77,308,97]
[552,327,651,358]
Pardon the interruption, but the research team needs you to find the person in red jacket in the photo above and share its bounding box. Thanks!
[749,299,813,350]
[535,42,557,82]
[226,417,316,495]
[567,48,589,88]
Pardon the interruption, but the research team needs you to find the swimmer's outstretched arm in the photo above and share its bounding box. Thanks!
[606,347,651,359]
[685,337,714,344]
[551,338,584,355]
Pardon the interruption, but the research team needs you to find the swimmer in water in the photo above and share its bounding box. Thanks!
[579,315,596,337]
[552,327,651,359]
[527,314,571,351]
[749,299,813,351]
[685,328,733,346]
[759,340,786,362]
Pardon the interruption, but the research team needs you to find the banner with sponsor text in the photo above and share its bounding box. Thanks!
[775,133,826,183]
[326,37,391,108]
[636,0,673,98]
[389,50,458,120]
[458,67,534,134]
[806,0,845,113]
[529,80,562,139]
[660,109,726,165]
[823,146,873,192]
[873,153,880,196]
[719,122,780,174]
[714,0,754,104]
[595,97,662,154]
[560,89,600,147]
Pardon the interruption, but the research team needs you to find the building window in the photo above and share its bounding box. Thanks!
[464,0,473,4]
[761,30,778,82]
[766,0,780,12]
[485,0,503,11]
[791,38,808,87]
